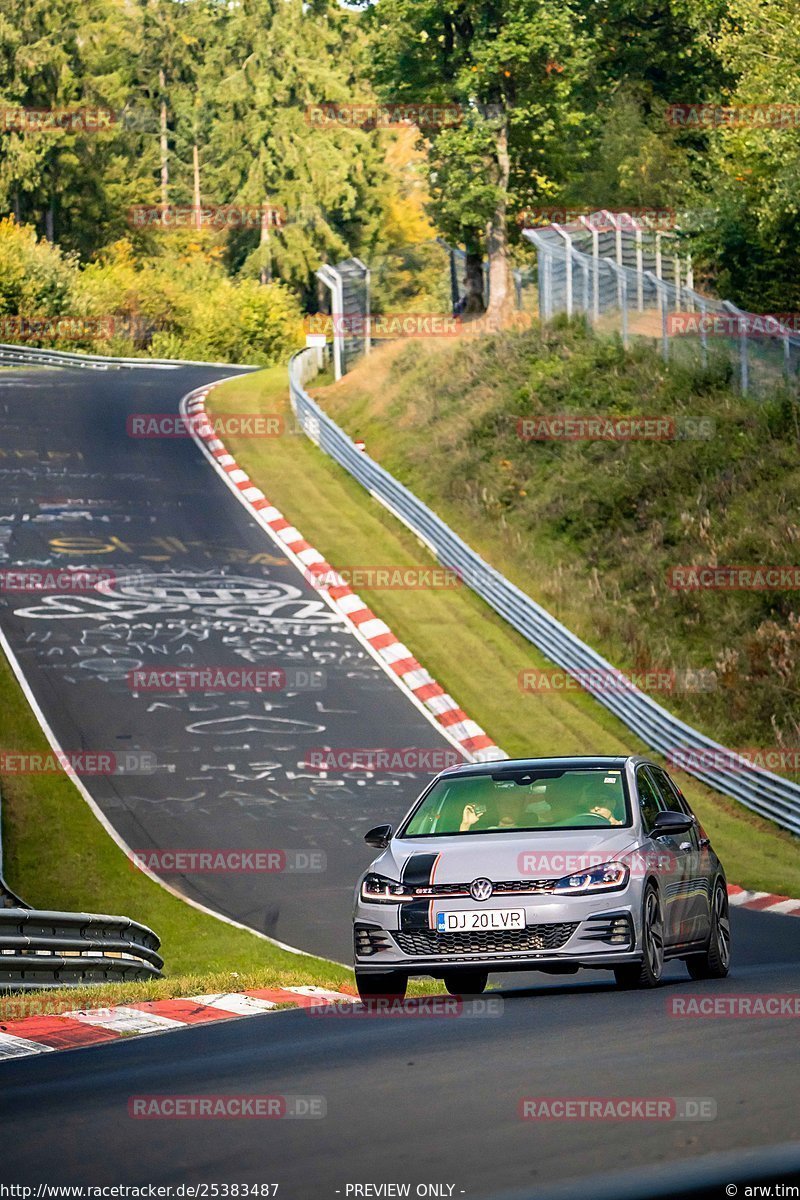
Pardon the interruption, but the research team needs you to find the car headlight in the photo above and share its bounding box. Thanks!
[360,872,417,903]
[553,861,629,894]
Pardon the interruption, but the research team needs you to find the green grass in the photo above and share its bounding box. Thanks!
[0,648,353,995]
[207,365,800,898]
[314,325,800,759]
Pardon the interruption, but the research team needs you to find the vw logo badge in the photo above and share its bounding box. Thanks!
[470,877,493,901]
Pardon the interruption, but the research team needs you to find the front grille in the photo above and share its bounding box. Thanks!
[493,879,558,895]
[394,922,579,958]
[416,879,558,898]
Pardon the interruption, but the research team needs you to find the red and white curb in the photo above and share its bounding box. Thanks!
[2,890,798,1061]
[180,382,505,764]
[727,884,800,917]
[0,986,357,1061]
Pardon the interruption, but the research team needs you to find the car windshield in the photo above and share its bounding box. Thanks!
[401,768,630,836]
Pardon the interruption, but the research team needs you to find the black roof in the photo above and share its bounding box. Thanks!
[441,755,634,777]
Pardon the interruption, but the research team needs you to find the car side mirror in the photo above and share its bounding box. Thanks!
[651,810,694,838]
[364,824,393,849]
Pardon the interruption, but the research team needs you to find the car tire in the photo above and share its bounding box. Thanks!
[442,970,488,996]
[614,883,664,990]
[686,879,731,980]
[355,970,408,1001]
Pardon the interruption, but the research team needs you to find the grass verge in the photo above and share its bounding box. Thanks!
[0,645,354,1002]
[207,364,800,898]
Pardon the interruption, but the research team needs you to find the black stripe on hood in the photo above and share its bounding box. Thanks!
[401,853,438,888]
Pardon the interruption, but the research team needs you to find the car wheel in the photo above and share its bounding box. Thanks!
[442,969,488,996]
[355,970,407,1001]
[614,883,664,990]
[686,880,731,980]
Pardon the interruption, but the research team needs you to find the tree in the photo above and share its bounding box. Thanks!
[692,0,800,310]
[363,0,593,316]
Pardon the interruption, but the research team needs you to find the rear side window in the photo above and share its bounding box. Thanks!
[650,766,692,815]
[636,768,662,835]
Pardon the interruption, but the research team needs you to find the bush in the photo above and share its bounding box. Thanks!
[0,220,304,363]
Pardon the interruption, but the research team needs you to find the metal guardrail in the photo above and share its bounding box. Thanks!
[0,342,258,373]
[289,347,800,836]
[0,785,163,989]
[0,909,164,989]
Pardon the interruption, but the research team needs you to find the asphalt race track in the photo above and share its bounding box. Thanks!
[1,365,799,1195]
[1,908,799,1192]
[0,364,459,961]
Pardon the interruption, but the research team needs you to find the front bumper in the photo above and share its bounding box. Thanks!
[354,890,642,977]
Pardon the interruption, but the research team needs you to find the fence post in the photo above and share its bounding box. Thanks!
[635,223,644,311]
[353,257,371,355]
[552,223,573,317]
[654,275,669,362]
[315,264,344,381]
[579,215,600,321]
[536,246,554,320]
[723,301,749,394]
[607,261,628,347]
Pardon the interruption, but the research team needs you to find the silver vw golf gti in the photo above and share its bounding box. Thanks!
[353,756,731,998]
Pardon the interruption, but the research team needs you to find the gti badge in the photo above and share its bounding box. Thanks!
[470,877,493,901]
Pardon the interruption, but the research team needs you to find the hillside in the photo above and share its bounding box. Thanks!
[312,322,800,765]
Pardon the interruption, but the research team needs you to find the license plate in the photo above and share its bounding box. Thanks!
[435,908,525,932]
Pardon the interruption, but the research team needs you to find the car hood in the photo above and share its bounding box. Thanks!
[372,828,641,885]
